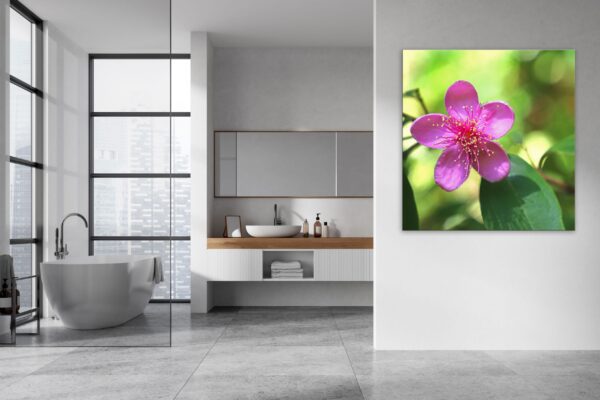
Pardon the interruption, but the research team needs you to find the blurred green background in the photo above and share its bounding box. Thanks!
[402,50,575,230]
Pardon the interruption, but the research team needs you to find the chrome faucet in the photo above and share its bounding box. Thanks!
[55,213,89,260]
[273,204,282,225]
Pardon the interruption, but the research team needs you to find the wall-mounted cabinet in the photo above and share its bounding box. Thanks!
[314,249,373,281]
[205,249,262,281]
[214,131,373,198]
[205,247,372,282]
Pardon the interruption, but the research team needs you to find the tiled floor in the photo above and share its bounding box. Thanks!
[1,305,600,399]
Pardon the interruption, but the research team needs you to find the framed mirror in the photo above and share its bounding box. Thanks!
[214,131,373,198]
[224,215,242,237]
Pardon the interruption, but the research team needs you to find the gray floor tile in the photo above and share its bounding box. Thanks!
[219,312,341,346]
[33,346,209,376]
[16,303,175,347]
[330,306,373,315]
[333,310,373,350]
[356,373,554,400]
[333,312,372,330]
[2,373,189,400]
[237,306,332,314]
[6,307,600,400]
[349,350,516,377]
[0,347,74,388]
[171,324,228,346]
[486,351,600,376]
[176,375,364,400]
[195,345,355,376]
[526,373,600,400]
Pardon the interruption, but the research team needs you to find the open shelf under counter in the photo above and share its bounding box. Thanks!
[262,278,315,282]
[207,237,373,250]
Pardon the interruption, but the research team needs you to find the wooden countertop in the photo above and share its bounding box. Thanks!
[207,237,373,249]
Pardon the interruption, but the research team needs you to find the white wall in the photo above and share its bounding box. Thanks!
[190,32,213,313]
[213,282,372,307]
[0,0,9,256]
[213,47,372,131]
[198,47,374,309]
[43,23,89,265]
[211,198,372,237]
[375,0,600,349]
[210,47,373,237]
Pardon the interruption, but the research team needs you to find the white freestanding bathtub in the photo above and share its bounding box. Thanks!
[41,255,158,330]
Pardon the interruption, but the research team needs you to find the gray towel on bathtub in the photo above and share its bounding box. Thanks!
[0,255,14,284]
[154,257,164,284]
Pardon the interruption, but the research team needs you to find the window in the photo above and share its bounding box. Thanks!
[89,55,191,300]
[8,1,43,311]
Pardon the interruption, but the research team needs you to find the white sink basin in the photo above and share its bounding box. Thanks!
[246,225,301,238]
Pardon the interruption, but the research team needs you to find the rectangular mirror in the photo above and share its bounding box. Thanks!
[214,131,372,197]
[337,131,373,197]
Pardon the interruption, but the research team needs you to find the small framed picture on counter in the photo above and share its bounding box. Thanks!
[224,215,242,238]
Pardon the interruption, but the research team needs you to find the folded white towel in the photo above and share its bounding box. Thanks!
[271,268,304,274]
[272,268,303,273]
[154,257,164,284]
[272,272,304,278]
[271,276,304,280]
[271,261,302,270]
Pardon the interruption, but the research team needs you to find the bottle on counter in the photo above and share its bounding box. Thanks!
[314,213,322,238]
[302,219,309,238]
[323,222,329,238]
[15,285,20,313]
[0,279,12,315]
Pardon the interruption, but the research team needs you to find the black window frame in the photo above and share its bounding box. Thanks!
[88,53,191,302]
[8,0,44,319]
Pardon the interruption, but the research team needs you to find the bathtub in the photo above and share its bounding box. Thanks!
[41,255,159,330]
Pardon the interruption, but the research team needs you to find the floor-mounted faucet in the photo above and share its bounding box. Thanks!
[55,213,89,260]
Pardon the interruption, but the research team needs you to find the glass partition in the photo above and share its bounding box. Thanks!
[4,0,178,347]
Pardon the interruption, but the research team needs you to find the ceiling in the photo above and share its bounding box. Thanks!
[22,0,373,53]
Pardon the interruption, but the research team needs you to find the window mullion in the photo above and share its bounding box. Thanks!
[89,55,191,300]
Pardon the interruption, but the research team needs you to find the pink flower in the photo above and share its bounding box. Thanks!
[410,80,514,191]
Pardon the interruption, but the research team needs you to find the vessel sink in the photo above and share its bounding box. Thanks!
[246,225,301,238]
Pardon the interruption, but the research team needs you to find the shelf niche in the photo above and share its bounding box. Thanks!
[262,250,314,280]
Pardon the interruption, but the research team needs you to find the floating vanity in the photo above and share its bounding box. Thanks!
[206,237,373,282]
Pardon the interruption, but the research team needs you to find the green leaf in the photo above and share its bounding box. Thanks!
[539,134,574,169]
[451,218,486,231]
[402,113,416,126]
[402,169,419,230]
[539,135,575,190]
[480,154,565,230]
[403,89,421,99]
[402,88,429,114]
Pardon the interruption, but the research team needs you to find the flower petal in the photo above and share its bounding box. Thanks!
[445,80,480,120]
[473,141,510,182]
[481,101,514,139]
[410,113,454,149]
[434,145,470,191]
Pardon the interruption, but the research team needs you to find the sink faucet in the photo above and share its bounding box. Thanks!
[273,204,282,225]
[55,213,89,260]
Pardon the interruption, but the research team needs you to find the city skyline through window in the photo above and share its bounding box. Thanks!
[8,4,43,312]
[90,55,191,300]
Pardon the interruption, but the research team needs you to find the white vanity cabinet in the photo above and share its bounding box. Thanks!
[205,249,262,281]
[314,249,373,281]
[206,239,373,282]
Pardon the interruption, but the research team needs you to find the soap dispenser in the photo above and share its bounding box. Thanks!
[314,213,322,238]
[302,219,309,238]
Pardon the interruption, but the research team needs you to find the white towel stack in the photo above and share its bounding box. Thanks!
[270,260,303,279]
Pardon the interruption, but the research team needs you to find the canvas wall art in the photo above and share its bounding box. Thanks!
[402,50,575,231]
